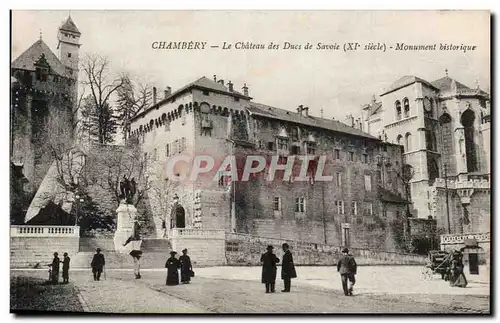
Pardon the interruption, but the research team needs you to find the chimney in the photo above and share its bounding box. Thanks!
[297,104,304,114]
[213,75,217,82]
[228,81,234,92]
[218,79,224,86]
[153,86,157,105]
[242,83,249,96]
[164,86,172,99]
[303,107,309,117]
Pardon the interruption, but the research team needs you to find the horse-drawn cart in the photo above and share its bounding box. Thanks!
[422,250,452,280]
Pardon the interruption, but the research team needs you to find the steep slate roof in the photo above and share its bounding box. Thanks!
[431,76,489,97]
[368,101,383,116]
[60,15,81,34]
[380,75,439,96]
[131,76,250,121]
[11,39,66,76]
[247,102,378,140]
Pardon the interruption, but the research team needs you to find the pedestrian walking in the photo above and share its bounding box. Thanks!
[179,249,193,284]
[62,252,71,284]
[49,252,60,284]
[91,248,105,281]
[261,245,280,293]
[166,251,181,286]
[449,251,468,288]
[123,221,143,279]
[337,248,357,296]
[281,243,297,292]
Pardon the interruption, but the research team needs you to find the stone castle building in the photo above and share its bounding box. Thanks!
[11,16,81,194]
[361,72,491,265]
[10,16,81,222]
[130,76,410,251]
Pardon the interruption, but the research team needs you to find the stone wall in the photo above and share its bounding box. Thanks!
[11,236,79,268]
[170,229,226,266]
[225,233,426,266]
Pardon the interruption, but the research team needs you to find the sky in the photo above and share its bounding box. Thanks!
[11,10,490,122]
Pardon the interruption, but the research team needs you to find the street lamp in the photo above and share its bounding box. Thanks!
[75,193,84,227]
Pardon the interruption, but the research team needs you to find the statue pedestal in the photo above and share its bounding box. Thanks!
[114,202,138,253]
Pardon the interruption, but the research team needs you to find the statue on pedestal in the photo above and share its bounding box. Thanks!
[119,175,137,204]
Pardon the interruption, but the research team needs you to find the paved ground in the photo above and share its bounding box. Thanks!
[11,266,490,314]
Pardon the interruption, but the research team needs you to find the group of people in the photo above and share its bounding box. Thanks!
[48,252,71,284]
[260,245,357,296]
[165,249,194,285]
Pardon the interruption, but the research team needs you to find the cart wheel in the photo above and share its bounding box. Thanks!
[422,267,433,280]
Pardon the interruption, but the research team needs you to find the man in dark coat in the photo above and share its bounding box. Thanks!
[50,252,60,284]
[337,248,357,296]
[91,248,105,281]
[281,243,297,292]
[62,252,71,284]
[261,245,280,293]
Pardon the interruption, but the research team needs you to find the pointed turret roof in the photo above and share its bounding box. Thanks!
[11,39,66,76]
[60,15,81,35]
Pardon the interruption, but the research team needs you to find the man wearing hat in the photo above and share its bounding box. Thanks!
[281,243,297,292]
[91,248,106,281]
[261,245,280,293]
[49,252,60,284]
[165,251,181,285]
[337,248,357,296]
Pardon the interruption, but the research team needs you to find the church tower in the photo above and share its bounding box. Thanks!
[57,15,81,78]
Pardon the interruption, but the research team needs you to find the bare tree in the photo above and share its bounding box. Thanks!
[86,140,151,208]
[116,75,152,144]
[80,54,125,144]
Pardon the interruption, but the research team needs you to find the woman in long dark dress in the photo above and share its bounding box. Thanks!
[165,251,181,285]
[179,249,193,284]
[449,256,468,288]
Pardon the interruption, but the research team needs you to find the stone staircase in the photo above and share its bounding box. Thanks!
[70,238,173,269]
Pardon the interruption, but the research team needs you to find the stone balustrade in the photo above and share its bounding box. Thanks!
[11,225,80,237]
[170,228,225,240]
[432,178,490,190]
[440,232,490,245]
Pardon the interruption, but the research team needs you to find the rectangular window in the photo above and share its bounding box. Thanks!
[203,90,209,96]
[352,201,358,216]
[267,141,275,151]
[295,197,306,213]
[348,151,354,161]
[291,145,300,155]
[277,137,288,150]
[334,149,341,160]
[273,197,281,211]
[68,52,72,58]
[336,172,342,187]
[153,148,157,161]
[376,170,382,183]
[363,154,369,164]
[365,202,373,216]
[364,175,372,191]
[306,143,316,155]
[335,201,344,214]
[165,144,170,157]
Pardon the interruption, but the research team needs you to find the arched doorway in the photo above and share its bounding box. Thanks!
[170,205,186,229]
[460,109,477,172]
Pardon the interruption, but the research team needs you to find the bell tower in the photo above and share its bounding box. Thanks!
[57,15,81,79]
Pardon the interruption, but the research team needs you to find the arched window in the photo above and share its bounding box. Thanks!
[403,98,410,118]
[396,134,403,151]
[405,133,412,152]
[461,109,477,172]
[395,101,402,120]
